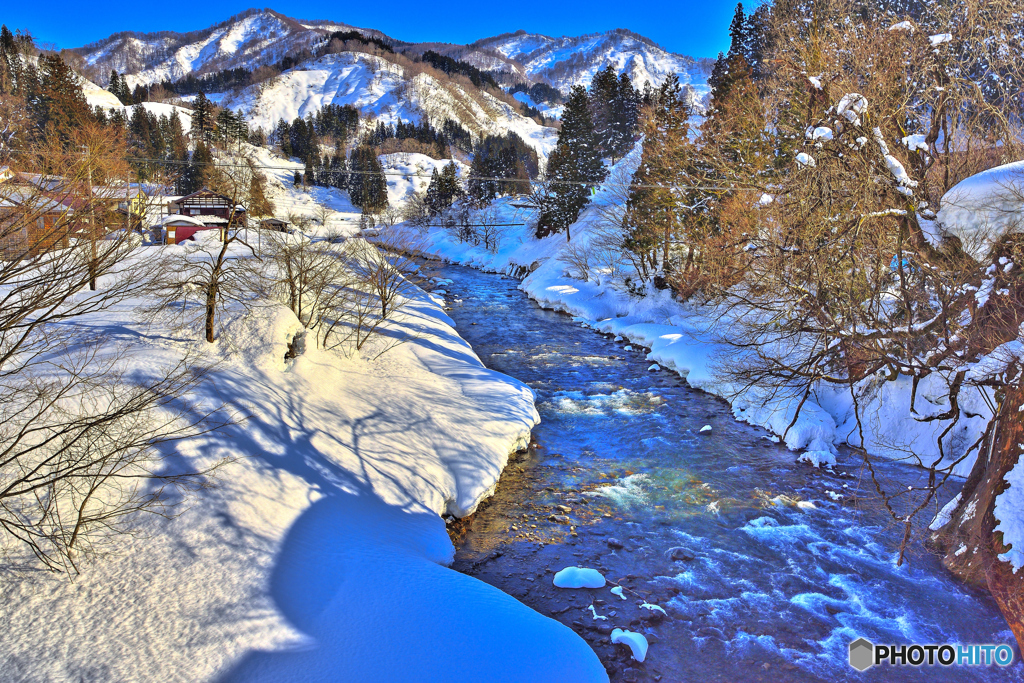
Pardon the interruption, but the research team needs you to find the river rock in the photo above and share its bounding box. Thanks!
[607,537,625,549]
[667,546,696,561]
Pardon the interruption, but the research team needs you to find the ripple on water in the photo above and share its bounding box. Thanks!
[539,388,666,417]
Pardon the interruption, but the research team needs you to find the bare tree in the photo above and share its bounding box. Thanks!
[147,153,260,343]
[0,128,224,573]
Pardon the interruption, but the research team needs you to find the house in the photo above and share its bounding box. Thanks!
[169,189,247,228]
[0,185,79,258]
[153,214,211,245]
[260,217,290,233]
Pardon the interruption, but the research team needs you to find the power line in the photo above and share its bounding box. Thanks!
[115,155,761,193]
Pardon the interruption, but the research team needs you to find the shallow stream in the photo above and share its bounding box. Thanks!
[432,263,1020,683]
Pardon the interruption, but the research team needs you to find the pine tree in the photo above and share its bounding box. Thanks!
[467,153,496,206]
[727,3,749,60]
[108,70,121,101]
[348,146,387,213]
[0,25,19,95]
[191,92,214,143]
[623,74,693,280]
[745,4,771,80]
[537,85,606,240]
[33,53,92,143]
[178,141,213,195]
[610,72,640,161]
[588,65,620,158]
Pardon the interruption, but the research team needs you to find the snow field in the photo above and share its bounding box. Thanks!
[0,229,610,682]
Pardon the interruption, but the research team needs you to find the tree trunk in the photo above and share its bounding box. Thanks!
[933,381,1024,649]
[205,281,217,343]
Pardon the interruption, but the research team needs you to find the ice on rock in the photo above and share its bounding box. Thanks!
[610,586,627,600]
[611,629,649,662]
[812,126,834,141]
[624,345,633,351]
[929,33,952,47]
[613,336,624,342]
[795,152,817,168]
[588,605,608,620]
[553,567,606,589]
[640,602,667,615]
[699,425,712,434]
[888,20,915,33]
[648,364,661,372]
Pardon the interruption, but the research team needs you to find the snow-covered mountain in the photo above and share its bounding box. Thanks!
[219,51,556,156]
[471,29,707,96]
[74,9,367,88]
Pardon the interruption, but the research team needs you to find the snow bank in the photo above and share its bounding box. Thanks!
[995,448,1024,572]
[392,146,997,477]
[0,238,608,681]
[937,160,1024,260]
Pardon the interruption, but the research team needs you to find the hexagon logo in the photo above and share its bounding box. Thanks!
[849,638,875,671]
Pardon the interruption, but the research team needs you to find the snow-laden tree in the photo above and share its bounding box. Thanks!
[537,85,607,240]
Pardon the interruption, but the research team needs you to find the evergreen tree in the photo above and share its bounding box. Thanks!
[623,74,694,281]
[745,4,771,80]
[191,92,215,142]
[176,141,214,195]
[610,72,641,160]
[348,146,387,213]
[0,25,26,97]
[727,3,749,60]
[588,65,620,158]
[424,168,442,215]
[467,153,496,206]
[537,85,606,240]
[33,53,92,143]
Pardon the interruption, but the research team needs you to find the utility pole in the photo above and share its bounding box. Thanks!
[84,145,97,291]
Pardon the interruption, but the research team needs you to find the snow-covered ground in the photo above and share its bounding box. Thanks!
[391,147,1002,479]
[0,228,607,681]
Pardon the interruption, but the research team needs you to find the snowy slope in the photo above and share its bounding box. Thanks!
[74,9,334,88]
[220,52,558,157]
[473,29,708,98]
[0,228,606,682]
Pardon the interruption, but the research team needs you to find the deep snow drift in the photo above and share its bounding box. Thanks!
[0,232,606,682]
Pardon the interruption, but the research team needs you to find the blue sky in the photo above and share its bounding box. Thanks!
[3,1,739,58]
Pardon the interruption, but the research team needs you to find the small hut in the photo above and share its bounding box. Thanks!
[259,217,290,233]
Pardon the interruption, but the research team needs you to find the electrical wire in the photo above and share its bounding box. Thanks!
[115,155,761,193]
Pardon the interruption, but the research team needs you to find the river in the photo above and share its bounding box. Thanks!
[430,262,1019,683]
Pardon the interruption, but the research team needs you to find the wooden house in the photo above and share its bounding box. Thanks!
[0,186,80,258]
[169,189,247,228]
[260,217,290,233]
[153,214,213,244]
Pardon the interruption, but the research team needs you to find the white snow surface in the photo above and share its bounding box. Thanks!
[995,444,1024,572]
[392,144,1001,477]
[553,567,607,589]
[0,230,608,681]
[610,629,649,662]
[937,160,1024,261]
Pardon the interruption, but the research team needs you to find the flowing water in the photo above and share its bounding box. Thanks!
[431,263,1020,683]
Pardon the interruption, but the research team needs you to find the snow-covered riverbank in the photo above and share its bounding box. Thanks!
[0,237,606,682]
[394,151,995,479]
